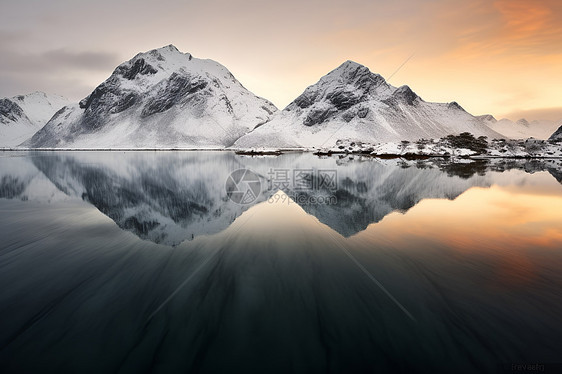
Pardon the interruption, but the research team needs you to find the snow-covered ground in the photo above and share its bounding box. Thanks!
[314,137,562,159]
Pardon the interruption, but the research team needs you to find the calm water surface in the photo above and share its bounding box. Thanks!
[1,151,561,373]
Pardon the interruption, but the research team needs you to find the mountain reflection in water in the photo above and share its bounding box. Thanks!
[0,151,561,374]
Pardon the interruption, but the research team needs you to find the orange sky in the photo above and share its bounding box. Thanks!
[1,0,561,120]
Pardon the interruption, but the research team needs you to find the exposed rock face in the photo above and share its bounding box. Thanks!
[140,73,209,118]
[549,125,562,142]
[390,85,420,106]
[115,58,158,80]
[447,101,464,111]
[27,45,277,148]
[0,99,26,123]
[289,61,393,127]
[233,61,502,149]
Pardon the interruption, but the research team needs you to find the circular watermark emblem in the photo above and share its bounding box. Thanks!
[225,168,261,204]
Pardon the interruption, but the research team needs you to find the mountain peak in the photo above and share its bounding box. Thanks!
[476,114,497,123]
[106,45,197,86]
[161,44,179,52]
[319,60,388,94]
[447,101,465,112]
[20,91,47,99]
[338,60,366,70]
[145,44,187,58]
[31,45,277,148]
[290,61,388,112]
[136,44,192,64]
[392,85,420,105]
[330,60,372,79]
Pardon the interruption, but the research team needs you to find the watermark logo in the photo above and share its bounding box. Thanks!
[267,168,338,191]
[225,168,339,205]
[225,168,261,204]
[268,191,337,206]
[267,168,338,205]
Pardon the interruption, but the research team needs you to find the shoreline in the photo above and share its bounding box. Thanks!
[1,147,562,160]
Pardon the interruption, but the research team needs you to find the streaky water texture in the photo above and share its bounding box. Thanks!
[1,151,562,373]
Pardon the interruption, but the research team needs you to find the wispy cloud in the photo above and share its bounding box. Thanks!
[494,0,560,46]
[0,47,120,73]
[500,107,562,122]
[0,0,560,117]
[0,39,121,99]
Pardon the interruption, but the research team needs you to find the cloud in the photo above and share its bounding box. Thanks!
[500,107,562,122]
[494,0,561,47]
[0,0,560,115]
[0,72,97,101]
[0,48,120,74]
[41,49,121,71]
[442,0,562,58]
[0,30,31,47]
[0,40,121,99]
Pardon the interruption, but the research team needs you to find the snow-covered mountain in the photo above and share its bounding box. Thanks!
[477,115,561,140]
[0,92,69,147]
[549,125,562,142]
[234,61,502,149]
[26,45,277,149]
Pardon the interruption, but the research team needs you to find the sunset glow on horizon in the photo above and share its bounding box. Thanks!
[356,173,562,253]
[1,0,561,121]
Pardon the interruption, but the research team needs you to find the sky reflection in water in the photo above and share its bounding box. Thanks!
[0,151,561,374]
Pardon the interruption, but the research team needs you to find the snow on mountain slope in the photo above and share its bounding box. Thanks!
[12,92,70,126]
[478,115,561,140]
[26,45,277,149]
[233,61,502,149]
[0,92,69,147]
